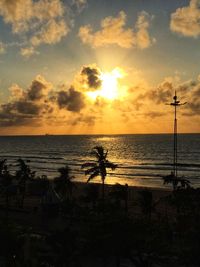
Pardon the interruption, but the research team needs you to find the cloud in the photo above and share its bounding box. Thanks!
[14,101,40,115]
[72,0,87,13]
[0,101,41,127]
[2,67,200,131]
[27,75,52,101]
[57,87,85,112]
[0,41,6,54]
[0,68,96,128]
[81,66,102,90]
[143,111,165,119]
[9,84,24,100]
[78,10,154,49]
[0,0,33,33]
[30,19,69,46]
[136,11,155,49]
[131,74,200,118]
[0,0,70,57]
[147,81,173,104]
[170,0,200,37]
[0,75,54,127]
[131,80,173,112]
[20,47,38,58]
[69,114,96,126]
[0,0,65,33]
[183,80,200,115]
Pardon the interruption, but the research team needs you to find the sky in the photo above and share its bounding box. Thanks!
[0,0,200,135]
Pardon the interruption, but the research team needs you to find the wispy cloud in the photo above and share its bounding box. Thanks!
[0,41,6,54]
[20,46,39,58]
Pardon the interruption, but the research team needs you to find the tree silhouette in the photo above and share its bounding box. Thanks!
[162,172,191,191]
[82,146,117,202]
[54,165,75,200]
[0,159,13,209]
[16,159,35,207]
[138,190,158,221]
[84,183,99,210]
[110,183,129,213]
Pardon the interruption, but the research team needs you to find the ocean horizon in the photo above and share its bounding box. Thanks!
[0,133,199,136]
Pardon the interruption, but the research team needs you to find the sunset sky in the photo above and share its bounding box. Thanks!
[0,0,200,135]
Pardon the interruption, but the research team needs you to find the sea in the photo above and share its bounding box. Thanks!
[0,134,199,189]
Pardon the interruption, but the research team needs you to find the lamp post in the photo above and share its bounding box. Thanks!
[167,91,186,178]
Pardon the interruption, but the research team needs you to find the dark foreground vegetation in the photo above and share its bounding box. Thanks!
[0,146,199,266]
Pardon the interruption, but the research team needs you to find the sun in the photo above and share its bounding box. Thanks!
[87,68,125,100]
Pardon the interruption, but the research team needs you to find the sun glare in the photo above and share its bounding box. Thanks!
[87,68,125,100]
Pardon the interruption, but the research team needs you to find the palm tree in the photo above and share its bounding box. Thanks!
[0,159,13,209]
[110,183,129,213]
[84,183,99,209]
[54,165,75,200]
[162,172,191,191]
[16,159,35,207]
[138,190,158,221]
[82,146,117,202]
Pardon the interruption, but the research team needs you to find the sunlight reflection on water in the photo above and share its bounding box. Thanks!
[0,134,199,188]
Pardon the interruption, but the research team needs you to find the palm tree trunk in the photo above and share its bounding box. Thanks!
[102,178,105,201]
[102,177,105,212]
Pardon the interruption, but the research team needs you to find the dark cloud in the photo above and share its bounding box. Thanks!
[183,85,200,115]
[57,87,85,112]
[15,101,40,115]
[27,76,51,101]
[132,81,173,110]
[81,66,102,90]
[177,80,197,94]
[0,99,42,127]
[0,75,87,127]
[147,81,173,104]
[0,75,53,127]
[0,103,40,127]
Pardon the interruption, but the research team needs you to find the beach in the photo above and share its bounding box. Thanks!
[0,137,198,266]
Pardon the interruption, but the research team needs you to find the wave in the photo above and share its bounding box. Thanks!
[0,155,64,160]
[2,156,200,172]
[140,162,200,168]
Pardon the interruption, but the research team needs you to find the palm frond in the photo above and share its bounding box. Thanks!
[82,162,97,169]
[85,166,99,176]
[91,150,100,160]
[93,146,104,159]
[87,170,99,183]
[105,161,118,170]
[104,150,108,159]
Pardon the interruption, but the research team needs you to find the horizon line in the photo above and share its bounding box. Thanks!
[0,132,199,137]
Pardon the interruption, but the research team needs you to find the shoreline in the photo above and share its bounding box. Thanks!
[70,181,172,203]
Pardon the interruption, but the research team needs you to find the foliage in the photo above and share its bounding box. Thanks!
[16,158,35,207]
[28,175,49,196]
[138,190,158,220]
[54,165,75,200]
[162,173,191,191]
[0,159,14,208]
[82,146,117,200]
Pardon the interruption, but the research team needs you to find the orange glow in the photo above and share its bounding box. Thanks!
[87,68,126,100]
